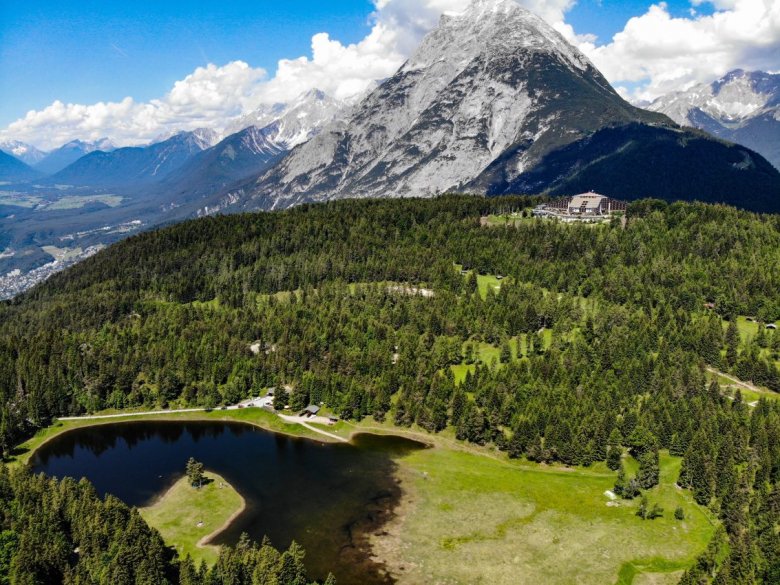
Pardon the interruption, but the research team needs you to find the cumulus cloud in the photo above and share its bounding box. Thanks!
[576,0,780,102]
[3,0,779,148]
[2,62,269,150]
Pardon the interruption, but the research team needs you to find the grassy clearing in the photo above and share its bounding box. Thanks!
[374,448,713,585]
[45,194,123,210]
[721,317,780,364]
[140,472,244,565]
[481,212,535,227]
[455,264,508,300]
[708,371,780,404]
[450,333,553,384]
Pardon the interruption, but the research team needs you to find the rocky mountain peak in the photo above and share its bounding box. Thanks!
[223,90,344,149]
[407,0,590,76]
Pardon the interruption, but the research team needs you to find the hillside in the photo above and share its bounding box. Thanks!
[2,196,780,584]
[484,123,780,213]
[48,130,218,189]
[0,150,41,182]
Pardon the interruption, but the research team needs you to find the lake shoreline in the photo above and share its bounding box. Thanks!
[13,408,343,469]
[26,417,426,584]
[140,470,246,564]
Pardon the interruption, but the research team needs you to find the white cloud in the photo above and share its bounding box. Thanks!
[2,62,269,150]
[4,0,779,148]
[576,0,780,102]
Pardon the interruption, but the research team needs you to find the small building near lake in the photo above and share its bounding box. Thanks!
[300,405,321,418]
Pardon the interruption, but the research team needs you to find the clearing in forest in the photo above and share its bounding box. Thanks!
[374,448,714,585]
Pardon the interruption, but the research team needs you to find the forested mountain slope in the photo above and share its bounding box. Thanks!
[2,196,780,583]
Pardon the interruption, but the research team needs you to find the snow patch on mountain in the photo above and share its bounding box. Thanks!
[0,141,47,166]
[647,70,780,168]
[224,89,345,149]
[649,70,780,125]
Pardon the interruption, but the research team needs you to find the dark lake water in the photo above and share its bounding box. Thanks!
[30,420,425,585]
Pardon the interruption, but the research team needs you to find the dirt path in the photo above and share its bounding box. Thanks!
[59,408,209,421]
[706,367,767,394]
[279,414,349,442]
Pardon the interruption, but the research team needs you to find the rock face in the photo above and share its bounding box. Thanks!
[224,89,345,150]
[647,70,780,169]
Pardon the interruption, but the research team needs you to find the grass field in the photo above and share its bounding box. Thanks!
[481,212,536,227]
[374,449,713,585]
[46,194,123,210]
[140,472,244,564]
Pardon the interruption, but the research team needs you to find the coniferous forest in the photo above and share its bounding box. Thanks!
[1,195,780,583]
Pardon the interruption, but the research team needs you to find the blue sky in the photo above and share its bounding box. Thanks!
[0,0,373,126]
[1,0,775,148]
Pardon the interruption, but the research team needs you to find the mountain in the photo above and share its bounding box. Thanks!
[224,89,345,149]
[647,70,780,169]
[48,130,218,189]
[151,126,287,212]
[488,123,780,213]
[0,141,47,166]
[0,150,41,182]
[34,138,115,175]
[221,0,779,214]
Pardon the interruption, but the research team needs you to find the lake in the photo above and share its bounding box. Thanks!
[30,420,425,584]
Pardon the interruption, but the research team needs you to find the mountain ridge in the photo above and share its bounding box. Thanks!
[646,69,780,169]
[47,130,218,189]
[33,138,115,175]
[215,0,778,214]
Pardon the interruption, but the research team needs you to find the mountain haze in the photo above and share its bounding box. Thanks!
[0,141,47,166]
[33,138,115,174]
[48,130,218,189]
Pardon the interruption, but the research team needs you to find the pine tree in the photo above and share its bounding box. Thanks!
[637,449,660,489]
[636,496,649,520]
[607,445,623,471]
[185,457,205,488]
[726,318,740,368]
[614,463,628,498]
